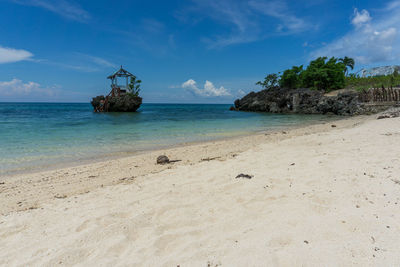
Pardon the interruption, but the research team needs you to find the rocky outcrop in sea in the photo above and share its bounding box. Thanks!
[232,88,388,116]
[91,94,142,112]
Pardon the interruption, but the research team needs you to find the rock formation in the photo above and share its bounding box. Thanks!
[232,88,388,116]
[91,94,142,112]
[156,155,170,164]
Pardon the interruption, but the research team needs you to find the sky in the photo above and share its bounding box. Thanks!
[0,0,399,103]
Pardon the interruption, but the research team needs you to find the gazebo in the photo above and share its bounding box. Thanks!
[107,66,135,97]
[91,66,142,112]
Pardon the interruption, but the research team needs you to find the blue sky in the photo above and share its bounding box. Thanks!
[0,0,399,103]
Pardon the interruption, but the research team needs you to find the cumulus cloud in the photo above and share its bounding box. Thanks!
[0,79,56,97]
[182,79,231,97]
[351,9,371,27]
[311,1,400,65]
[0,45,33,63]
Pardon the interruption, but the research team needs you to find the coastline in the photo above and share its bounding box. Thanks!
[0,113,340,177]
[1,113,400,265]
[0,115,364,215]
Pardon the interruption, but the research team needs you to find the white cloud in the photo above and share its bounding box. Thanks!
[41,53,117,72]
[182,79,231,97]
[0,45,33,63]
[76,53,117,68]
[351,9,371,27]
[311,1,400,65]
[0,79,57,97]
[183,0,312,48]
[87,56,116,68]
[11,0,90,22]
[248,1,310,33]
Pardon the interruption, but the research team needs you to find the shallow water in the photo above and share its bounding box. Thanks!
[0,103,336,175]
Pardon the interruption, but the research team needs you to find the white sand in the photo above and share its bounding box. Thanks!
[1,115,400,266]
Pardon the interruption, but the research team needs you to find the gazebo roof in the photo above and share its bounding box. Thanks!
[107,66,135,79]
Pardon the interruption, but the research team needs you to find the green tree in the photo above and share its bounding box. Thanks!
[128,76,141,96]
[339,56,355,76]
[279,65,303,89]
[301,57,345,91]
[256,73,279,89]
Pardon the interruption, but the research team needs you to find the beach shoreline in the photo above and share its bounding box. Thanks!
[1,113,341,178]
[0,114,365,215]
[1,113,400,265]
[0,102,341,178]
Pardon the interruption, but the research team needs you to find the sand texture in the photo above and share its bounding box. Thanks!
[1,115,400,266]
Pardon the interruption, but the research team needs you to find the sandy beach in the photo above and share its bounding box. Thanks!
[1,114,400,266]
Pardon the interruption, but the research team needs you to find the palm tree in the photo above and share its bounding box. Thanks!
[128,76,141,96]
[339,56,355,76]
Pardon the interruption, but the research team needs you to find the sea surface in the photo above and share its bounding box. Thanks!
[0,103,336,175]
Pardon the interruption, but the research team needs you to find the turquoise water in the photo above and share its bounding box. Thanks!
[0,103,335,175]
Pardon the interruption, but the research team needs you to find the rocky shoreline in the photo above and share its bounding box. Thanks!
[232,87,391,116]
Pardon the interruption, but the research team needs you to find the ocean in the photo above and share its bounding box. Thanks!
[0,103,335,175]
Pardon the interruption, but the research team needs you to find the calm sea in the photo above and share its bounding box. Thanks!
[0,103,335,175]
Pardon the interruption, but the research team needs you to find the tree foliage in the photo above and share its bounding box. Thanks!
[128,76,141,97]
[257,57,348,92]
[301,57,346,91]
[257,56,400,93]
[256,73,279,89]
[279,65,303,89]
[339,56,355,76]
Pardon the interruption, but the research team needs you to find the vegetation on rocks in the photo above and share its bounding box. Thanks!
[257,56,400,93]
[128,76,142,97]
[235,56,398,116]
[257,57,348,92]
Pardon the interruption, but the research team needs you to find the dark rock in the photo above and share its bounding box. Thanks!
[331,124,337,127]
[233,88,388,116]
[377,115,389,119]
[229,106,237,111]
[91,95,105,108]
[91,94,142,112]
[157,155,170,164]
[236,173,253,179]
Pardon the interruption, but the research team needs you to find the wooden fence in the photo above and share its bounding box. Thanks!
[358,86,400,103]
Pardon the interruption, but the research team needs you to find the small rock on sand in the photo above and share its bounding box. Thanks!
[236,174,253,179]
[157,155,170,164]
